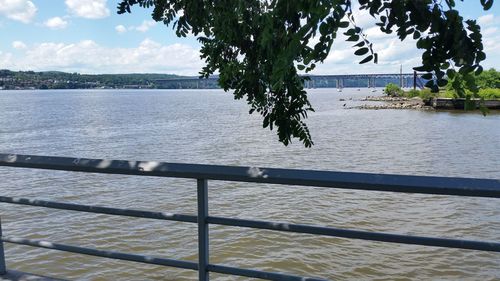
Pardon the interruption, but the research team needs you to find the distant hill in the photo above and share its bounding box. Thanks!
[0,69,208,90]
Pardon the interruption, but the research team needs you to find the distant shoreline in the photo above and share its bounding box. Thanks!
[0,87,386,91]
[0,69,419,90]
[351,95,500,110]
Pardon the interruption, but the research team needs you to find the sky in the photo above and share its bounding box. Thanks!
[0,0,499,76]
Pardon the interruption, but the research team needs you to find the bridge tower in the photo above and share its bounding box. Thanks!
[368,77,375,88]
[400,65,404,88]
[413,71,417,90]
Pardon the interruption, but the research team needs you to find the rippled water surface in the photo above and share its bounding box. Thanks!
[0,89,499,280]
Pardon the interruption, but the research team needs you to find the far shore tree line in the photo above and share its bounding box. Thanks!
[0,70,182,90]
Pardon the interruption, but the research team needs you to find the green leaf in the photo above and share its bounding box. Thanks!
[346,35,359,41]
[414,65,431,72]
[413,30,421,40]
[354,47,369,56]
[437,79,448,87]
[475,65,483,75]
[480,0,493,10]
[344,29,355,36]
[425,80,434,88]
[319,23,328,35]
[359,55,373,64]
[353,41,365,47]
[421,73,433,80]
[477,51,486,61]
[446,69,456,79]
[339,21,349,28]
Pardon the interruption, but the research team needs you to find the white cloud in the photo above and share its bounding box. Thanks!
[483,27,498,36]
[309,25,424,75]
[304,5,424,75]
[483,30,500,58]
[478,14,495,26]
[65,0,109,19]
[114,20,157,33]
[349,4,378,29]
[0,51,14,67]
[311,20,500,75]
[476,14,500,69]
[3,39,203,75]
[44,17,68,30]
[134,20,156,32]
[364,26,393,40]
[12,40,26,49]
[115,24,126,34]
[0,0,37,23]
[309,9,500,74]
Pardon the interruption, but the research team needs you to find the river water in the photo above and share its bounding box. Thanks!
[0,89,499,280]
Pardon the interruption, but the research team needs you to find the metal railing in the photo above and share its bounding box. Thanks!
[0,153,499,280]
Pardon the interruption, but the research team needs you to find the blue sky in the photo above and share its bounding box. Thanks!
[0,0,498,75]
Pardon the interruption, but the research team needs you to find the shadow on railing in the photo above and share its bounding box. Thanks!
[0,154,499,281]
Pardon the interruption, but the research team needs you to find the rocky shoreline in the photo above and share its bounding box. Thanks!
[361,96,411,102]
[349,96,433,110]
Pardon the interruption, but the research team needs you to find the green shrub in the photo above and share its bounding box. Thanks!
[443,88,500,100]
[443,90,457,98]
[418,88,436,101]
[478,88,500,99]
[406,89,420,98]
[477,68,500,89]
[385,83,403,97]
[403,88,436,101]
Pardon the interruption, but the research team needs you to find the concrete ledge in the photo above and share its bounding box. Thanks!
[0,270,66,281]
[432,98,500,109]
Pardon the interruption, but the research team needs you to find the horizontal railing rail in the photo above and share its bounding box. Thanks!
[0,154,499,197]
[0,196,198,223]
[0,153,499,280]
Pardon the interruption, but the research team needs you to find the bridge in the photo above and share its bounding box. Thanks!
[0,154,498,280]
[154,73,426,89]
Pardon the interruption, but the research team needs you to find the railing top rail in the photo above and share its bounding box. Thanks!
[1,153,499,198]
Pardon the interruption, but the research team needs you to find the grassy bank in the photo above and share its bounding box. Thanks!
[443,88,500,99]
[384,83,500,102]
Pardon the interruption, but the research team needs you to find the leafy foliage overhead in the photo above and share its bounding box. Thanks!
[118,0,493,147]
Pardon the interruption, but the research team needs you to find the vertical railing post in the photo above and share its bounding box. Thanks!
[197,179,209,281]
[0,217,6,275]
